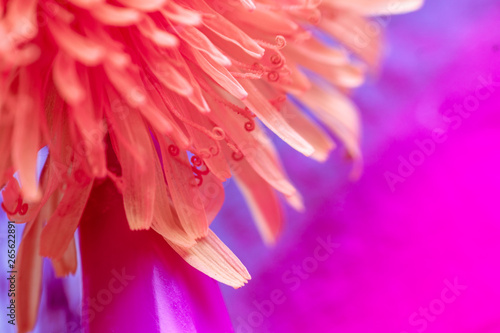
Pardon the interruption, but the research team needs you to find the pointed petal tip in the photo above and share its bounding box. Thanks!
[370,0,424,15]
[232,279,251,289]
[128,224,152,231]
[311,152,329,163]
[392,0,425,14]
[239,92,249,100]
[347,155,364,181]
[301,145,316,158]
[286,192,305,212]
[230,270,252,289]
[22,188,42,203]
[262,236,277,247]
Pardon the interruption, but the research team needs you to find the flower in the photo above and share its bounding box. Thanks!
[0,0,423,331]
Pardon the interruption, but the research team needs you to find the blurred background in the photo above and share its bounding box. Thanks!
[215,0,500,332]
[1,0,500,332]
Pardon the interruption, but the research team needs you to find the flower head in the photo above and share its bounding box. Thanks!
[0,0,422,331]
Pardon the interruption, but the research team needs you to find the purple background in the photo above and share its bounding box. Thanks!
[215,1,500,332]
[0,0,499,332]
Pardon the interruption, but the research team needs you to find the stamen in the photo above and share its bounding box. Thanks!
[1,197,28,216]
[256,35,287,50]
[244,120,255,131]
[168,144,180,156]
[231,150,244,161]
[170,107,223,155]
[190,154,210,187]
[267,71,280,82]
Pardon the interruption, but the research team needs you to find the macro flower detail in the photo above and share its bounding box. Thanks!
[0,0,423,331]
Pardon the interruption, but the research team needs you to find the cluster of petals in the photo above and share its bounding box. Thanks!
[0,0,422,331]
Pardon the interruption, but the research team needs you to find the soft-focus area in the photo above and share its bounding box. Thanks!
[215,0,500,332]
[0,1,499,333]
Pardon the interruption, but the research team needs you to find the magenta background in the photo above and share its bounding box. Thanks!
[0,0,499,332]
[215,1,500,332]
